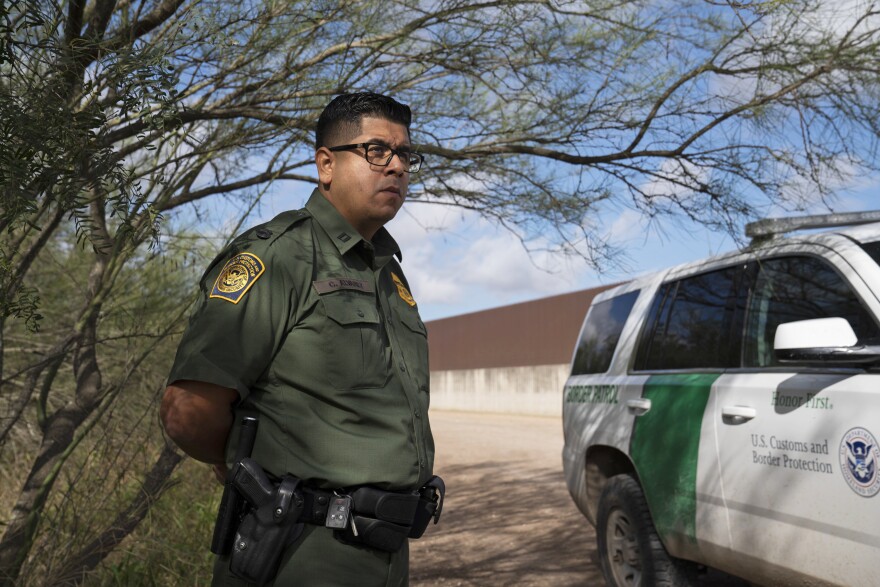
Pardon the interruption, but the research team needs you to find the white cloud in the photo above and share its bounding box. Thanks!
[209,169,878,322]
[607,208,648,244]
[794,0,878,38]
[388,201,604,318]
[760,163,880,218]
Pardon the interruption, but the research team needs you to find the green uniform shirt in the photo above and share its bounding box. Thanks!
[169,189,434,490]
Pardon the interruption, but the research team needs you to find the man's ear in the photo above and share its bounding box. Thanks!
[316,147,334,187]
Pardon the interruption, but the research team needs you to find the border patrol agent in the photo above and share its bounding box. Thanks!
[160,92,440,586]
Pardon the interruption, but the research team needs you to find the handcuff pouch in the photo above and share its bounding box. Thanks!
[337,516,411,553]
[409,476,446,538]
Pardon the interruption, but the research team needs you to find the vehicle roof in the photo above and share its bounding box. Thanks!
[828,221,880,244]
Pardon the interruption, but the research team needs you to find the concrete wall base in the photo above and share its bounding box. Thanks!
[428,364,569,417]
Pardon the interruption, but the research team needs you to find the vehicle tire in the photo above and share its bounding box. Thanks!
[596,474,696,587]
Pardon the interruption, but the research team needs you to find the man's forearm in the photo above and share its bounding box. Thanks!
[160,380,238,464]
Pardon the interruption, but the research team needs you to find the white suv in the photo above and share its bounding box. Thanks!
[562,213,880,587]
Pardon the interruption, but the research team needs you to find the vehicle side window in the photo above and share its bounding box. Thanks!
[743,255,880,367]
[571,290,639,375]
[634,266,742,370]
[861,240,880,265]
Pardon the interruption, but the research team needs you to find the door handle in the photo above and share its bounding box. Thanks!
[721,406,757,421]
[626,398,651,414]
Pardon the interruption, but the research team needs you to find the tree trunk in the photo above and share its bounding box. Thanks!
[0,338,73,449]
[0,399,92,585]
[0,245,109,586]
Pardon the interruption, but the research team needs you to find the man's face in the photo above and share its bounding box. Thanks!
[317,116,410,240]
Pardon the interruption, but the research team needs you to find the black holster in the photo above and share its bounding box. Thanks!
[229,458,304,586]
[212,416,259,556]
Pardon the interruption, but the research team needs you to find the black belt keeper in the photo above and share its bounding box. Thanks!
[298,487,337,525]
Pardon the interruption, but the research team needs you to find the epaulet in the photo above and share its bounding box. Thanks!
[202,209,312,301]
[241,208,312,247]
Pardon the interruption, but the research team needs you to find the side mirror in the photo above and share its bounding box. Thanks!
[774,317,880,365]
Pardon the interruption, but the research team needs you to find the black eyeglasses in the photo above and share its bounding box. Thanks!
[328,142,424,173]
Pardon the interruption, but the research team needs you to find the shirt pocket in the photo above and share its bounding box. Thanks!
[398,309,430,394]
[319,292,389,390]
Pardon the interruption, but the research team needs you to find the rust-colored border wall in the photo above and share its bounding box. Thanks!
[425,285,616,371]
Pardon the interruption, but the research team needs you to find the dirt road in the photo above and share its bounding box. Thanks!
[411,410,751,587]
[409,410,601,586]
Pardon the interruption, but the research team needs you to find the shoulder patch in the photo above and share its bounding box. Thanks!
[391,272,416,307]
[209,252,266,304]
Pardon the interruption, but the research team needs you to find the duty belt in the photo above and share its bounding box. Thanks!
[300,485,420,527]
[298,480,445,551]
[223,457,445,586]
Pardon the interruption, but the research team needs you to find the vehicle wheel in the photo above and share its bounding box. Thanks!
[596,474,696,587]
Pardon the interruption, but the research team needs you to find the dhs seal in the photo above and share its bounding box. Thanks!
[839,427,880,497]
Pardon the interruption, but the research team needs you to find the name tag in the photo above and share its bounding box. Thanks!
[312,278,373,294]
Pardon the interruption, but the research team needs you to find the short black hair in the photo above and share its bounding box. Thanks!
[315,92,412,150]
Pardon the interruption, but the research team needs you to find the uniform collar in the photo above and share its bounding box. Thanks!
[305,189,402,266]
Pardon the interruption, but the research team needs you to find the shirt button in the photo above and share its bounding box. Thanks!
[414,410,421,418]
[419,460,425,468]
[357,310,364,317]
[399,362,406,372]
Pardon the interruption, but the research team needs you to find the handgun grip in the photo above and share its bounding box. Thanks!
[231,457,277,508]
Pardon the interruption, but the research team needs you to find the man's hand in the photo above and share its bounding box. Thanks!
[212,463,228,485]
[160,380,239,466]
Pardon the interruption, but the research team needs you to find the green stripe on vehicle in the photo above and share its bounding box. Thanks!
[630,373,719,547]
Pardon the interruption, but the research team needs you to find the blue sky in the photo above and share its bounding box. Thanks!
[247,180,880,322]
[167,1,880,323]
